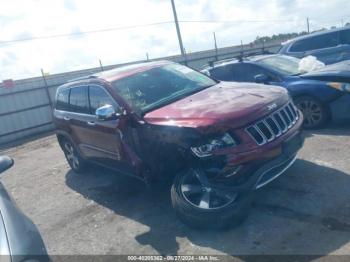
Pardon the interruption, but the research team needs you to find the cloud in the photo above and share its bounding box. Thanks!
[64,0,77,11]
[0,0,349,80]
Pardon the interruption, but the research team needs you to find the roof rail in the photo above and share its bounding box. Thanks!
[205,49,275,68]
[67,75,97,83]
[206,57,239,68]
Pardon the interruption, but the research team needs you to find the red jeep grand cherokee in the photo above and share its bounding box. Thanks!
[54,61,304,228]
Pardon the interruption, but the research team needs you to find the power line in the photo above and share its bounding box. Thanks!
[180,19,297,23]
[1,17,349,46]
[0,19,303,45]
[180,17,350,24]
[0,21,174,45]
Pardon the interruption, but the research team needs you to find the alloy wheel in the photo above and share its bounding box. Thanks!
[296,99,323,128]
[180,171,237,210]
[64,142,80,170]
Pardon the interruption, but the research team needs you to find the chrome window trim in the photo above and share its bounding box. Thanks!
[54,84,120,116]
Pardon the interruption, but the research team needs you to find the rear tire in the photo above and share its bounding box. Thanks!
[294,96,329,129]
[171,169,254,229]
[61,138,88,174]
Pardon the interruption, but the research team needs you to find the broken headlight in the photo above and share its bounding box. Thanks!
[191,133,237,158]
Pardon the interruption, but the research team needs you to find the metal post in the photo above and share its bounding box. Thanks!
[240,40,244,56]
[99,59,104,71]
[213,32,218,61]
[183,48,188,65]
[307,17,310,34]
[170,0,185,56]
[262,40,265,52]
[146,52,149,61]
[41,68,53,109]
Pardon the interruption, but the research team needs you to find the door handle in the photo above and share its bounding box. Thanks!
[87,121,96,126]
[63,116,71,121]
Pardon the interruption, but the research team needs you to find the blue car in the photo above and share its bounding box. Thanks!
[279,27,350,65]
[202,54,350,128]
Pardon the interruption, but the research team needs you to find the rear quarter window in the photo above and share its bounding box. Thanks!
[55,88,70,111]
[289,31,340,52]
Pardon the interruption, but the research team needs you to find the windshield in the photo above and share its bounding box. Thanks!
[257,55,301,75]
[111,64,217,114]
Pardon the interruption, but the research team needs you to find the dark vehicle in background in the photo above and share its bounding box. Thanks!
[53,61,304,228]
[279,27,350,64]
[203,54,350,129]
[0,156,48,262]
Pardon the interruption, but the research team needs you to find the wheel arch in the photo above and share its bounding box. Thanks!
[55,131,84,157]
[294,94,331,127]
[293,93,331,115]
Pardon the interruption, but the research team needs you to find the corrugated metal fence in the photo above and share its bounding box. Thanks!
[0,42,281,146]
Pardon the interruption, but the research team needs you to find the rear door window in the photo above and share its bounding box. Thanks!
[89,85,117,114]
[211,63,278,83]
[233,64,278,82]
[290,31,340,52]
[69,86,89,114]
[55,88,70,111]
[210,65,236,81]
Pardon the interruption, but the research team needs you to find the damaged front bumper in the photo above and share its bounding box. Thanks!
[199,131,304,193]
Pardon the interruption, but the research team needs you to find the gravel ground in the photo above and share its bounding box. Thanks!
[1,124,350,256]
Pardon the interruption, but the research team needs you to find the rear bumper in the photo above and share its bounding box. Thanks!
[329,93,350,123]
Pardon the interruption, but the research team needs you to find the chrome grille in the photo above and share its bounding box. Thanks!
[246,102,299,146]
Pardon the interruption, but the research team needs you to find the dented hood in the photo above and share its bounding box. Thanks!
[144,82,289,129]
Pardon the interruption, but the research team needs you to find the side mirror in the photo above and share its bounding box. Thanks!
[254,74,269,84]
[96,104,117,121]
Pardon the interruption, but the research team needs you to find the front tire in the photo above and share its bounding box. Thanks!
[61,139,88,174]
[171,169,254,229]
[294,96,329,129]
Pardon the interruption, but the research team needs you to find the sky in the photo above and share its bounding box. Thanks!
[0,0,349,80]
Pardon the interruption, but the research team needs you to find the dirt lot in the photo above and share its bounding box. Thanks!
[1,124,350,256]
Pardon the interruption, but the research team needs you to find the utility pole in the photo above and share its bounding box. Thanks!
[307,17,310,34]
[213,32,218,60]
[170,0,185,56]
[99,59,104,71]
[41,68,53,109]
[262,39,265,52]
